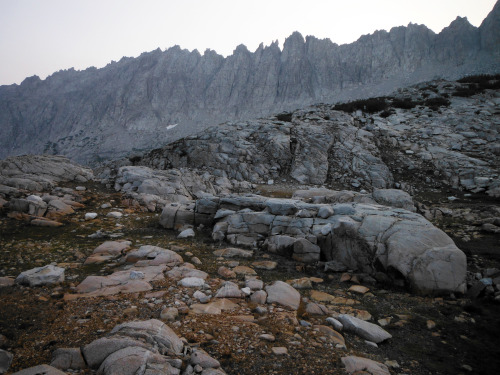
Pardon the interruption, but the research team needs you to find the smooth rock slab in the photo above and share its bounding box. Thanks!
[265,281,301,310]
[97,346,170,375]
[110,319,184,355]
[338,314,392,343]
[82,337,151,369]
[15,265,65,286]
[341,356,390,375]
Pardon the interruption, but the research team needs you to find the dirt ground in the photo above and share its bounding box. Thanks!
[1,182,499,375]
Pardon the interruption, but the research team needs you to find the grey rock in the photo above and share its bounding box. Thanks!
[338,314,392,343]
[0,349,13,374]
[82,337,151,369]
[292,238,321,263]
[215,281,243,298]
[109,319,184,355]
[265,281,301,310]
[97,346,169,375]
[178,228,195,239]
[15,265,65,287]
[50,348,86,370]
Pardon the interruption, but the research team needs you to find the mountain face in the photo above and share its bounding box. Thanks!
[1,2,499,165]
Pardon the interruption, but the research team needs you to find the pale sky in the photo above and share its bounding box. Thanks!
[0,0,497,86]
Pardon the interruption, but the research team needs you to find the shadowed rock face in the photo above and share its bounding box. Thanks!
[0,2,499,164]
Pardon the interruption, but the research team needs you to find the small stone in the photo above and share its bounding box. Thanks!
[160,307,179,321]
[377,317,391,327]
[348,285,370,294]
[427,320,436,329]
[178,228,195,239]
[178,277,206,287]
[271,347,288,355]
[85,213,98,220]
[191,349,220,368]
[259,334,275,342]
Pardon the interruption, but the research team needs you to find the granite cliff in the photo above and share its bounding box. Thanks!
[0,2,499,164]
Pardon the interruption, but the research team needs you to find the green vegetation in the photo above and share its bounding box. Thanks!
[453,74,500,97]
[332,97,388,114]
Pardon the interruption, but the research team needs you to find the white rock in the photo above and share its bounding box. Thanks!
[178,277,205,288]
[85,212,98,220]
[178,228,195,239]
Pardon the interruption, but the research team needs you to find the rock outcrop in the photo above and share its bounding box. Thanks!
[0,2,499,164]
[159,193,467,294]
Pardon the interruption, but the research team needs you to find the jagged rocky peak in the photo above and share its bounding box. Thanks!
[0,1,499,164]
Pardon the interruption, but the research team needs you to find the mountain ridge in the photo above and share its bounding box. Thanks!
[1,1,499,164]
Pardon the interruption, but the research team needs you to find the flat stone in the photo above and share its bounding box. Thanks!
[252,260,278,270]
[209,298,239,310]
[348,285,370,294]
[160,307,179,321]
[191,304,222,315]
[213,248,253,258]
[271,347,288,355]
[259,334,275,342]
[338,314,392,343]
[310,290,357,305]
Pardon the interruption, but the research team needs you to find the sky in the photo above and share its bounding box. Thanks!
[0,0,497,86]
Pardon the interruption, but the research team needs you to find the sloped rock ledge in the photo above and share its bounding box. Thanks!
[160,192,466,295]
